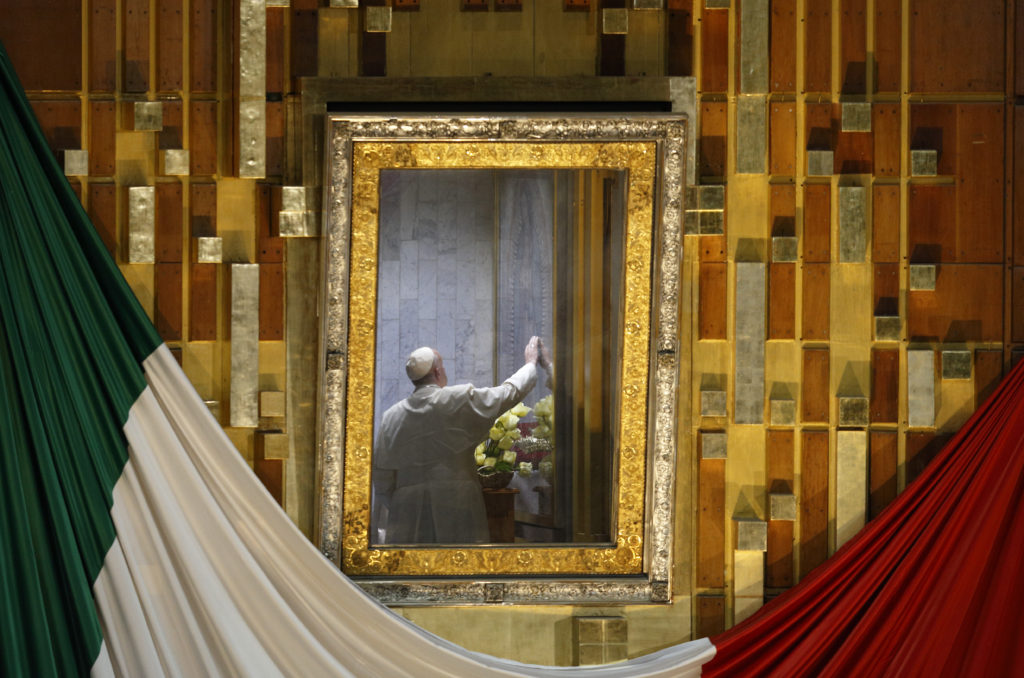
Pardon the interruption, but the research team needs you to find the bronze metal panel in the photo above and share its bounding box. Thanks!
[908,264,1004,342]
[839,0,867,94]
[870,348,899,423]
[124,0,150,92]
[874,0,901,93]
[802,183,830,263]
[190,183,217,238]
[258,185,284,263]
[1015,268,1024,342]
[157,0,184,92]
[267,8,286,94]
[974,349,1003,407]
[191,0,218,92]
[869,431,897,519]
[255,459,285,506]
[805,102,834,154]
[700,101,728,178]
[30,100,81,159]
[769,262,795,339]
[770,0,796,92]
[834,105,872,175]
[1016,107,1024,265]
[873,262,899,317]
[770,103,796,175]
[155,263,183,341]
[696,595,725,638]
[701,9,729,93]
[700,262,728,340]
[190,101,218,176]
[906,432,951,485]
[771,183,795,237]
[88,183,118,256]
[956,104,1004,264]
[908,184,956,263]
[1,0,81,91]
[766,521,793,588]
[801,263,830,341]
[800,430,829,578]
[700,235,727,262]
[697,458,726,588]
[872,104,900,177]
[909,0,1005,93]
[155,183,183,263]
[872,184,900,263]
[801,348,830,422]
[667,1,694,77]
[190,263,218,341]
[158,99,184,150]
[260,263,285,341]
[767,429,794,491]
[804,0,831,93]
[290,10,319,91]
[89,101,116,176]
[90,0,117,91]
[267,101,285,178]
[910,103,957,176]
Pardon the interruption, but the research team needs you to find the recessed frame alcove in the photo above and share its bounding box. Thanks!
[306,78,696,605]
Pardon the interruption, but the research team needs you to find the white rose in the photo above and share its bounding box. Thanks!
[502,450,517,465]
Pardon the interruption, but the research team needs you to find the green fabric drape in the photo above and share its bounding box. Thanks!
[0,40,161,676]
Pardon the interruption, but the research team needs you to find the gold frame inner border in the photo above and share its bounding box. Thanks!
[317,116,687,599]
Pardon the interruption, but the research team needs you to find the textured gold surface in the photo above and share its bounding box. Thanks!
[342,140,654,576]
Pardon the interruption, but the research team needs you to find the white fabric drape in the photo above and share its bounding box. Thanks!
[92,345,715,677]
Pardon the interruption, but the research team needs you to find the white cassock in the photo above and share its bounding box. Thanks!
[372,363,537,544]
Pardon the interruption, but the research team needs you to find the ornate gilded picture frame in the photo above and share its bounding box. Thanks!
[317,115,686,604]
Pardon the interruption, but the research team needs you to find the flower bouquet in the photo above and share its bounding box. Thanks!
[475,402,533,488]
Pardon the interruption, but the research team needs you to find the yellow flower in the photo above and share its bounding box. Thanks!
[489,426,503,441]
[498,435,515,450]
[474,450,487,466]
[484,456,497,468]
[508,428,521,441]
[518,461,533,477]
[502,450,517,465]
[498,412,519,430]
[510,402,530,417]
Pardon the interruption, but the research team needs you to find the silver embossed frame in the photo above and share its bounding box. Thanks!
[316,115,686,605]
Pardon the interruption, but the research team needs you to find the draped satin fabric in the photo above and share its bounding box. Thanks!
[704,358,1024,677]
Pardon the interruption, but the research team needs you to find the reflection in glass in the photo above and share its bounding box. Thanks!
[370,168,625,546]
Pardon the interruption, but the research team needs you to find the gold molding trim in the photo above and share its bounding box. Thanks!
[317,115,687,602]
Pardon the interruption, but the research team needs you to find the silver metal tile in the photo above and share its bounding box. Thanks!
[807,150,834,176]
[838,396,869,426]
[705,0,730,6]
[911,149,938,177]
[633,0,664,8]
[942,350,972,380]
[701,431,728,459]
[874,315,900,342]
[64,149,89,176]
[127,186,155,264]
[836,430,867,547]
[162,149,190,176]
[736,520,768,551]
[602,8,629,34]
[734,263,766,423]
[739,0,768,94]
[909,264,936,291]
[769,493,796,521]
[279,211,318,237]
[260,390,287,417]
[838,186,866,263]
[366,6,392,32]
[230,264,260,427]
[736,96,767,174]
[701,390,728,417]
[769,398,795,426]
[196,236,223,263]
[772,236,798,262]
[699,210,725,235]
[840,102,871,132]
[699,184,726,211]
[908,349,936,427]
[238,100,266,179]
[133,101,163,131]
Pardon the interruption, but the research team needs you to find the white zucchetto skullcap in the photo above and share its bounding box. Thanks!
[405,347,436,380]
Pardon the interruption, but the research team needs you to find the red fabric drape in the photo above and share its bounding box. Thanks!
[703,357,1024,677]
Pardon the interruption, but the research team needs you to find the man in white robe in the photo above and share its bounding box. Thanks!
[372,337,542,544]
